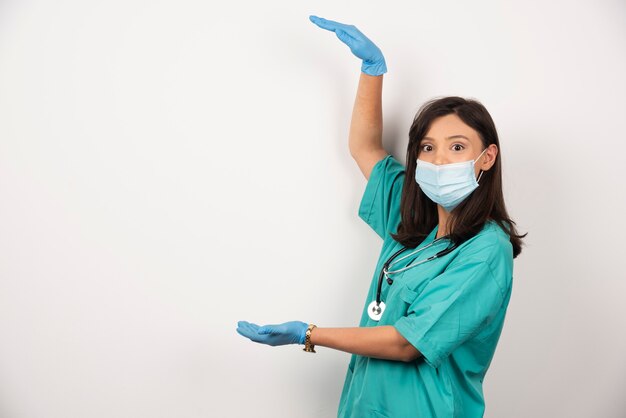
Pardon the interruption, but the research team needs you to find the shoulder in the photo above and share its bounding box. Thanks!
[363,154,406,206]
[358,154,407,240]
[453,220,514,292]
[371,154,405,178]
[456,220,512,260]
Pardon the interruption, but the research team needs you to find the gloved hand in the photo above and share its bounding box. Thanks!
[236,320,309,346]
[309,15,387,76]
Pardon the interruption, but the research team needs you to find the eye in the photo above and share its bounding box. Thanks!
[420,144,433,152]
[452,143,465,151]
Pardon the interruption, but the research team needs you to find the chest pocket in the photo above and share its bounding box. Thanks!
[379,282,419,324]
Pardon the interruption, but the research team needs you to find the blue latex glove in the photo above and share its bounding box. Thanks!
[236,320,308,346]
[309,15,387,76]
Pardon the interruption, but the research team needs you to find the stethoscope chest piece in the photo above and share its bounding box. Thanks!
[367,301,386,321]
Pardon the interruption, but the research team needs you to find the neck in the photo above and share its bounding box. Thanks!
[436,205,450,239]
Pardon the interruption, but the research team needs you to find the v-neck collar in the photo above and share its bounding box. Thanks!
[426,224,439,244]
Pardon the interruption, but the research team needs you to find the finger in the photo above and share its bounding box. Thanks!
[241,325,271,344]
[236,320,249,335]
[244,322,261,333]
[236,324,255,339]
[309,15,351,32]
[258,323,282,334]
[335,29,356,45]
[238,320,254,331]
[258,325,276,335]
[238,325,268,344]
[237,321,260,338]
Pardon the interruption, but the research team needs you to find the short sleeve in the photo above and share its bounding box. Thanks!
[393,244,511,369]
[358,154,405,239]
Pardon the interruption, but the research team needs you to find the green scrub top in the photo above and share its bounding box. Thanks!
[338,155,514,418]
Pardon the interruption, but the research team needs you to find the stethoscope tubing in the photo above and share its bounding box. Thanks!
[374,237,457,307]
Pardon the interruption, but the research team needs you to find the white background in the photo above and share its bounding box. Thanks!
[1,0,625,417]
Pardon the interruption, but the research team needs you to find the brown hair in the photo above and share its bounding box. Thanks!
[390,96,527,258]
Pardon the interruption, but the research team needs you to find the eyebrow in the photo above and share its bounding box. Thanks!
[421,135,470,142]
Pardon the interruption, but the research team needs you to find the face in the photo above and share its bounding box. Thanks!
[417,114,498,177]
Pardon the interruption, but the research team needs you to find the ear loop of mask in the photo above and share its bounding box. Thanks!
[475,148,488,183]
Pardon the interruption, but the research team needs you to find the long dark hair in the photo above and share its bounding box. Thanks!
[390,96,527,258]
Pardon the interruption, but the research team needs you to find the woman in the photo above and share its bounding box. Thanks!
[237,15,527,418]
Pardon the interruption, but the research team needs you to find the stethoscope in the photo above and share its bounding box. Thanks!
[367,236,458,321]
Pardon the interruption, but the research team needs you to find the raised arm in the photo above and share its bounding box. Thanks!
[309,16,389,180]
[349,73,389,180]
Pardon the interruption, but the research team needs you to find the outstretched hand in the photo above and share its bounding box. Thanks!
[309,15,387,76]
[237,320,308,346]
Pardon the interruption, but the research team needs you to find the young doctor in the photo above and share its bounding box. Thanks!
[237,16,527,418]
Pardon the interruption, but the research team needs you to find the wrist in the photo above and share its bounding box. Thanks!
[361,58,387,76]
[303,324,317,353]
[299,322,309,344]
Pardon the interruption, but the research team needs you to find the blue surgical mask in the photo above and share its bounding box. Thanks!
[415,148,488,212]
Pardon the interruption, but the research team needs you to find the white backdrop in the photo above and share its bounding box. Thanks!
[1,0,625,417]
